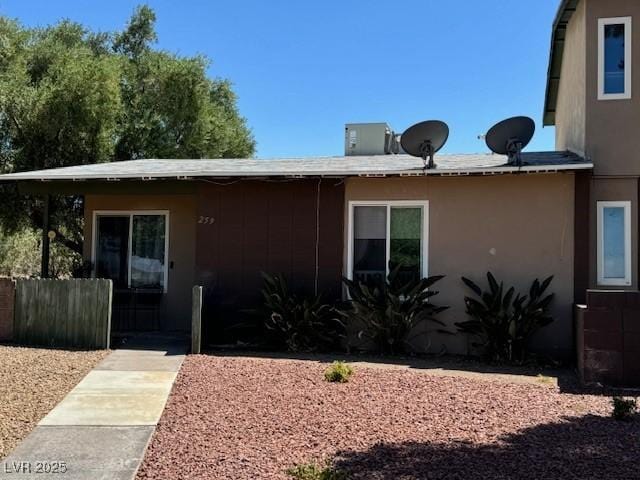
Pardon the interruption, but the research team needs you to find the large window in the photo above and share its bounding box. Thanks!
[348,201,428,285]
[597,201,631,286]
[93,211,169,291]
[598,17,632,100]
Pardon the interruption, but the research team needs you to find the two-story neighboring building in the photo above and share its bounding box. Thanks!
[546,0,640,385]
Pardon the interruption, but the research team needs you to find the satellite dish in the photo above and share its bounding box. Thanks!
[485,116,535,166]
[401,120,449,169]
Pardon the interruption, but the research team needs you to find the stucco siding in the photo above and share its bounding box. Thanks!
[84,194,197,331]
[556,0,587,155]
[588,177,638,289]
[345,174,576,358]
[585,0,640,176]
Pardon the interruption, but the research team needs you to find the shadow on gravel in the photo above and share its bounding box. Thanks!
[333,414,640,480]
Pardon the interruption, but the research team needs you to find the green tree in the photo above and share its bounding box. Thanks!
[0,5,255,268]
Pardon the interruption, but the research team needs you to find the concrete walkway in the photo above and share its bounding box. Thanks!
[1,337,185,479]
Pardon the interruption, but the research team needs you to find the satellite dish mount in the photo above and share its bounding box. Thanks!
[485,116,535,168]
[419,139,436,169]
[401,120,450,170]
[506,137,524,166]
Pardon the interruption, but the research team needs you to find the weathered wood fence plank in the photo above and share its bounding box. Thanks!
[191,286,203,354]
[0,278,15,341]
[14,279,112,350]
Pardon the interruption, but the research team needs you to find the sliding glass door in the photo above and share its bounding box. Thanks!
[94,212,169,291]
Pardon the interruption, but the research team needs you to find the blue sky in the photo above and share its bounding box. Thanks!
[0,0,560,158]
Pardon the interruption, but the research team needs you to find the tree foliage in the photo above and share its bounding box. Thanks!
[0,5,255,262]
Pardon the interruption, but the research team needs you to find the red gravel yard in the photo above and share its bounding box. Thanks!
[137,355,639,480]
[0,345,107,459]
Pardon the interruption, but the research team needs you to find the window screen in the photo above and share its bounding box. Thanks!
[390,207,422,284]
[95,216,129,289]
[353,206,387,284]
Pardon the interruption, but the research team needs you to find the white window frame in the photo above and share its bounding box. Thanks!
[597,201,632,286]
[598,16,632,100]
[91,210,170,293]
[346,200,429,281]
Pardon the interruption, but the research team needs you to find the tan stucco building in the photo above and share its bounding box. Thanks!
[3,149,591,359]
[4,0,624,362]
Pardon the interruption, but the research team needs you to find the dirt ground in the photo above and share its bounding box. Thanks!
[137,354,638,480]
[0,344,107,459]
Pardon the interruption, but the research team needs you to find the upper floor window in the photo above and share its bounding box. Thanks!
[598,17,632,100]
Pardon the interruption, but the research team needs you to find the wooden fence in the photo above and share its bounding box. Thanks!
[14,278,112,349]
[0,278,15,341]
[192,286,203,354]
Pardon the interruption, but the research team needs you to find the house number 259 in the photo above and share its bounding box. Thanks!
[198,216,215,225]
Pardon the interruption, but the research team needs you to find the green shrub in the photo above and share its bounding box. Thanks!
[286,462,348,480]
[455,272,554,363]
[612,396,637,421]
[324,361,354,383]
[0,227,81,278]
[340,267,449,355]
[257,272,345,352]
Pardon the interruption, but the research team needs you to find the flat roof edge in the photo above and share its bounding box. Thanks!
[0,162,594,182]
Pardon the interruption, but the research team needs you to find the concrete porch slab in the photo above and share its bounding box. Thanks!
[39,371,176,426]
[96,350,185,372]
[39,393,172,426]
[66,370,177,394]
[0,426,154,480]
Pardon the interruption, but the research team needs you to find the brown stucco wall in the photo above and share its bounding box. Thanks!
[84,193,197,331]
[555,0,587,155]
[585,0,640,176]
[344,174,576,358]
[553,0,640,298]
[588,177,639,289]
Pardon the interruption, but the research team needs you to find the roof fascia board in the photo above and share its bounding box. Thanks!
[7,162,594,184]
[543,0,580,126]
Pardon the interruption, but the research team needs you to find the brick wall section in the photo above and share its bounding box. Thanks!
[576,290,640,387]
[0,278,15,341]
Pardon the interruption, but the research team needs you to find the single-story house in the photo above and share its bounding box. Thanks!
[0,142,593,358]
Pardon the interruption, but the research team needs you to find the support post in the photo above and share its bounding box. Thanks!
[41,195,50,278]
[191,286,202,354]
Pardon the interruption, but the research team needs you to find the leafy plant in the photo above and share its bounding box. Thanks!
[0,6,255,259]
[257,272,345,352]
[340,267,449,355]
[324,361,354,383]
[456,272,554,362]
[612,396,637,421]
[286,462,348,480]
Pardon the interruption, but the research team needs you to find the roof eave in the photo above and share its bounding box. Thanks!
[543,0,580,127]
[0,162,594,182]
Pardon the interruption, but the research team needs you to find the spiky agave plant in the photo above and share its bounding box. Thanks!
[259,272,345,352]
[340,267,449,355]
[456,272,554,362]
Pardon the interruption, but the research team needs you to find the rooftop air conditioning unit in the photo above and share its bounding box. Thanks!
[344,123,402,156]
